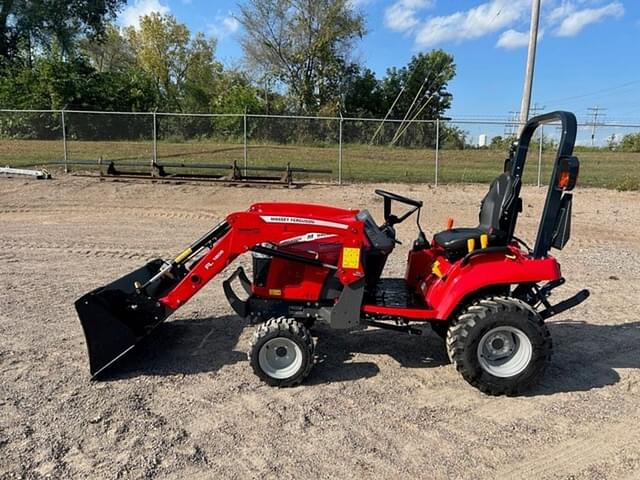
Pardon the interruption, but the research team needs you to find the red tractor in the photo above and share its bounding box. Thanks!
[76,111,589,395]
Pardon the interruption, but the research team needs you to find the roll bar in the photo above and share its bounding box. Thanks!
[506,111,580,259]
[508,111,577,180]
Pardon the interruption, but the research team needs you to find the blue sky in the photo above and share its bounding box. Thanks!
[118,0,640,124]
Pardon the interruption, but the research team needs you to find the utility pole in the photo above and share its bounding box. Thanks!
[519,0,541,133]
[587,106,606,147]
[505,111,520,137]
[530,103,545,117]
[531,103,546,188]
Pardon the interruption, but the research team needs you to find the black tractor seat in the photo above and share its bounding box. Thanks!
[433,172,520,260]
[434,227,504,252]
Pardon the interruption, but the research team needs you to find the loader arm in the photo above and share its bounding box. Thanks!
[159,204,367,310]
[75,202,367,378]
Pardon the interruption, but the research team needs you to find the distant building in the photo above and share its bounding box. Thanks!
[478,134,488,147]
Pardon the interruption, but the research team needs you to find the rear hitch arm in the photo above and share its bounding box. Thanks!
[513,278,589,319]
[539,289,590,319]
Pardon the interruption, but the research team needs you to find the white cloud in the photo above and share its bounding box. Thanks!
[496,28,544,49]
[548,2,576,24]
[555,2,624,37]
[383,0,625,49]
[496,29,529,49]
[208,13,240,39]
[120,0,170,28]
[413,0,529,48]
[384,0,434,33]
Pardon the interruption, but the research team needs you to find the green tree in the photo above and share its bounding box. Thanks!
[620,132,640,152]
[379,50,455,121]
[342,65,384,117]
[79,24,134,73]
[490,135,517,150]
[0,53,158,111]
[238,0,365,113]
[0,0,125,64]
[441,124,468,150]
[125,13,220,111]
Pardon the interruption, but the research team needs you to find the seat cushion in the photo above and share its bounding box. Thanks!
[434,227,488,251]
[433,227,504,260]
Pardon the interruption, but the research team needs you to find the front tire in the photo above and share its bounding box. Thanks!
[430,321,449,340]
[446,296,551,396]
[248,317,314,387]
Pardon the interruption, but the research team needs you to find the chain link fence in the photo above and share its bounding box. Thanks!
[1,109,639,189]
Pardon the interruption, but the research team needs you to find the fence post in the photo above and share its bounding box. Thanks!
[338,113,343,185]
[537,125,543,187]
[435,118,440,187]
[61,109,68,173]
[243,109,248,176]
[152,110,158,171]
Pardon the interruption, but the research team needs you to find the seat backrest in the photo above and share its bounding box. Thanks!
[478,173,518,235]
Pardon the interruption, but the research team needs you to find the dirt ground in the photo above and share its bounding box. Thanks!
[1,175,639,479]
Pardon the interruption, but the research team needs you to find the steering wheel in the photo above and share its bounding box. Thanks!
[374,189,423,229]
[374,189,423,208]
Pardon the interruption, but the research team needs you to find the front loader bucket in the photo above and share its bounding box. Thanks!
[74,259,174,378]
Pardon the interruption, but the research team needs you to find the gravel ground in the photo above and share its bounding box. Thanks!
[1,176,639,479]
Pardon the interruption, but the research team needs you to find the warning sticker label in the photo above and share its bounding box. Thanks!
[341,247,360,269]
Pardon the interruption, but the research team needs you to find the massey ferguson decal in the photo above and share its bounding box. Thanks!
[279,232,338,246]
[260,216,349,230]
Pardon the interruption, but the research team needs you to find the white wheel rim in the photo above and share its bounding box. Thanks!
[477,326,533,378]
[258,337,303,380]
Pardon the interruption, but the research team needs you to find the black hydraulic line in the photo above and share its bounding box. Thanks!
[137,220,230,292]
[250,245,337,270]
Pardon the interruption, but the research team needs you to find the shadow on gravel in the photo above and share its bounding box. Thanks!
[526,320,640,396]
[101,315,246,380]
[96,316,640,394]
[307,325,448,385]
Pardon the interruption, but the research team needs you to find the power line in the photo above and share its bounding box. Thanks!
[538,79,640,105]
[505,111,520,136]
[391,77,430,144]
[369,86,405,145]
[530,103,546,117]
[390,69,448,145]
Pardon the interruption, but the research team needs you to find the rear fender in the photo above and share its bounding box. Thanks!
[427,252,561,320]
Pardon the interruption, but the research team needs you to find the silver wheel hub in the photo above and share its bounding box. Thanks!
[258,337,303,380]
[477,326,533,378]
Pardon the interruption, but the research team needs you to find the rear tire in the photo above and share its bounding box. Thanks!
[446,296,551,396]
[248,317,314,387]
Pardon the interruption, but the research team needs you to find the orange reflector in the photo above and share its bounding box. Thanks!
[447,218,454,230]
[558,171,570,189]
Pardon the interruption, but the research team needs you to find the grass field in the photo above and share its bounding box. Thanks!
[1,139,638,189]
